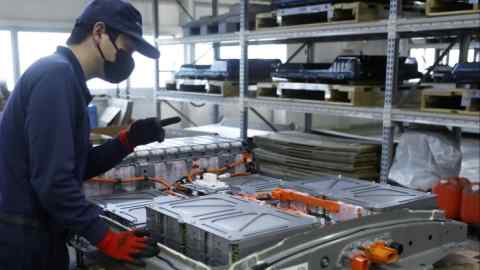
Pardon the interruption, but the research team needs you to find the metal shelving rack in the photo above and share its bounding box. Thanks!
[156,1,480,183]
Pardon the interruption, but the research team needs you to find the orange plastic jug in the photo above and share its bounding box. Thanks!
[433,179,463,219]
[460,184,480,224]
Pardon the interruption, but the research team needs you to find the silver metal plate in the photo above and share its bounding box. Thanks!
[89,190,177,228]
[288,176,437,211]
[222,174,285,194]
[147,194,318,266]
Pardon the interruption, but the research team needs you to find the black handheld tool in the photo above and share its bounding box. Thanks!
[158,117,182,127]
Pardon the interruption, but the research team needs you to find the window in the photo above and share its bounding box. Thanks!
[221,44,288,62]
[159,44,185,71]
[448,49,476,66]
[18,31,124,92]
[410,48,435,73]
[431,48,476,68]
[129,51,156,88]
[87,78,127,93]
[158,44,185,87]
[195,43,214,65]
[192,44,288,65]
[130,36,184,88]
[448,49,460,67]
[468,49,476,62]
[0,31,14,90]
[18,32,69,73]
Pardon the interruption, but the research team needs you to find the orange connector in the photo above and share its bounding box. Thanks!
[150,176,172,190]
[363,242,400,265]
[270,188,340,213]
[351,255,369,270]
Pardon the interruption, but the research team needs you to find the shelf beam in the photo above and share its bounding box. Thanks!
[156,92,480,130]
[157,91,240,104]
[392,110,480,130]
[246,98,384,120]
[157,14,480,45]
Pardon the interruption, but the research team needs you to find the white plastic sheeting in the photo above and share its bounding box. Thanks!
[389,129,462,191]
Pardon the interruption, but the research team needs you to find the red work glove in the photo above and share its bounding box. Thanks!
[96,229,160,267]
[118,117,181,151]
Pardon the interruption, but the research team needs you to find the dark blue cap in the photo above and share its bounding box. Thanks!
[77,0,160,59]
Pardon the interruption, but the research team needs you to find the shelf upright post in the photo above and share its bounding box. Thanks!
[240,0,249,141]
[212,0,221,124]
[153,0,161,118]
[10,30,20,84]
[459,34,471,64]
[304,42,315,133]
[453,34,471,139]
[380,0,401,183]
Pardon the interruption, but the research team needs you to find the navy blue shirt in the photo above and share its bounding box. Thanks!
[0,47,130,244]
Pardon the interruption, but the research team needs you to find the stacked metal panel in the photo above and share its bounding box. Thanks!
[84,136,244,197]
[254,131,380,180]
[146,194,318,266]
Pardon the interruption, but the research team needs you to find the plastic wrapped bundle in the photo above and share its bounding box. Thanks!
[389,129,462,191]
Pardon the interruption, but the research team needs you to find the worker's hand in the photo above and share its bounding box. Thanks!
[118,117,181,151]
[96,229,160,267]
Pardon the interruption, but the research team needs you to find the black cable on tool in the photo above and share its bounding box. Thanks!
[190,102,206,108]
[155,255,182,270]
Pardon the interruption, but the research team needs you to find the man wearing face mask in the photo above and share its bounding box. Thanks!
[0,1,179,269]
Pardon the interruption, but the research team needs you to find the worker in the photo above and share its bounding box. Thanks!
[0,0,164,269]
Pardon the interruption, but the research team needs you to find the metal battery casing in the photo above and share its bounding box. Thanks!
[103,136,244,183]
[287,176,437,212]
[88,190,178,229]
[182,174,285,196]
[222,174,285,194]
[146,194,318,266]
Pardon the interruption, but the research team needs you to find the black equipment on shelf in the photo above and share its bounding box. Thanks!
[175,59,282,83]
[452,62,480,84]
[271,0,334,9]
[273,55,422,83]
[429,65,454,83]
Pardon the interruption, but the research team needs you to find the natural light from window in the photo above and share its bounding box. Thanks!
[0,31,14,90]
[130,36,185,88]
[411,47,478,73]
[410,48,435,73]
[18,32,69,73]
[18,31,126,92]
[195,43,214,65]
[221,45,288,62]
